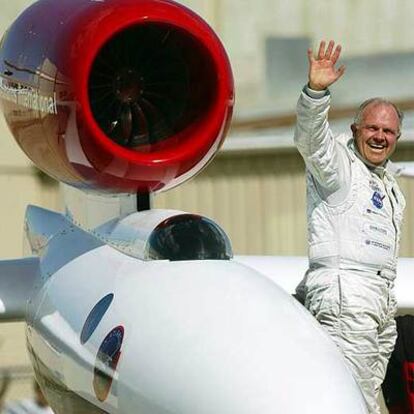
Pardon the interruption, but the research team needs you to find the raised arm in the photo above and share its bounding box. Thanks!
[294,40,349,199]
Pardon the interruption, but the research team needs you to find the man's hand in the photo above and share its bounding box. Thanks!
[308,40,345,91]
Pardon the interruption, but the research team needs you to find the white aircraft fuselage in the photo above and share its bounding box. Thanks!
[20,205,369,414]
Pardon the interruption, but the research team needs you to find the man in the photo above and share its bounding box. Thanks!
[2,381,54,414]
[295,40,406,414]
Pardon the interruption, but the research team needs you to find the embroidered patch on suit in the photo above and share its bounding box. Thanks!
[371,191,385,209]
[369,180,381,193]
[365,239,391,251]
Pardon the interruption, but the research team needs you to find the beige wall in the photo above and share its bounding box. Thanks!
[0,322,32,402]
[155,151,307,255]
[0,168,60,258]
[178,0,414,111]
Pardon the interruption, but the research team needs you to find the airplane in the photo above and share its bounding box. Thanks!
[0,0,412,413]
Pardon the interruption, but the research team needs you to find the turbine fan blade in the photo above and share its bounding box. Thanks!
[129,102,149,148]
[140,97,172,143]
[118,104,133,146]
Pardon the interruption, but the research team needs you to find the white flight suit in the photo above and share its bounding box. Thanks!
[294,87,405,414]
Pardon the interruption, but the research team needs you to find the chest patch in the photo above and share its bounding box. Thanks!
[369,180,381,193]
[371,191,385,209]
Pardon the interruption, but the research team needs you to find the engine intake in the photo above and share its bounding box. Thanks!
[89,23,217,151]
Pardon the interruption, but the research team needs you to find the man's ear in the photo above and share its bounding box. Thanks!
[350,124,357,136]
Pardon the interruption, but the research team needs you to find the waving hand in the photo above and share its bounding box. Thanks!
[308,40,345,91]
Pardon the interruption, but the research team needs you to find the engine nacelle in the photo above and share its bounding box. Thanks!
[0,0,234,193]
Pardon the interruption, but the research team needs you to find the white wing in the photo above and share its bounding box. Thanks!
[234,255,414,316]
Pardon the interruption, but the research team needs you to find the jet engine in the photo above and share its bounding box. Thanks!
[0,0,234,193]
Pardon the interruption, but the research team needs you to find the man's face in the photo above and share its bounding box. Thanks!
[351,103,400,166]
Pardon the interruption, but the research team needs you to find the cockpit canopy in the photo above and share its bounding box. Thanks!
[146,214,232,261]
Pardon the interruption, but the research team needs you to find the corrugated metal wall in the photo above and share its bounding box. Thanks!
[2,144,411,259]
[155,151,307,255]
[155,145,414,257]
[393,146,414,257]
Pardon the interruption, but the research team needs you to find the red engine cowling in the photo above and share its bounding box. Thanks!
[0,0,234,193]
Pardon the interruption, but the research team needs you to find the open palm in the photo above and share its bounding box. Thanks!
[308,40,345,91]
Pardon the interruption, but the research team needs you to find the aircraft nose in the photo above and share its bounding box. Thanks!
[115,260,368,414]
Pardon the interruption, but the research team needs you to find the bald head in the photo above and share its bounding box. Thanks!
[351,99,402,166]
[354,98,404,131]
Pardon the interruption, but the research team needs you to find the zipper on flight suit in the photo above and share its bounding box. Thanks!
[384,174,398,262]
